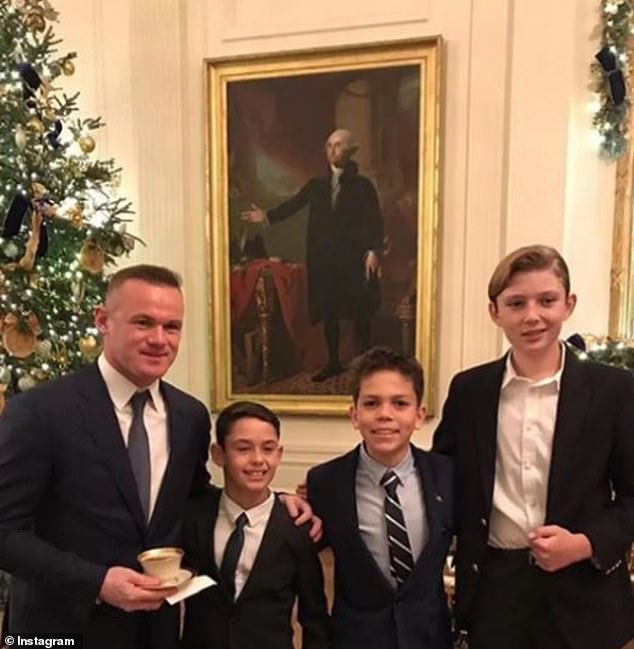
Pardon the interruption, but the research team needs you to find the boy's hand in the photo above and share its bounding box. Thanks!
[296,480,308,499]
[528,525,592,572]
[278,493,323,543]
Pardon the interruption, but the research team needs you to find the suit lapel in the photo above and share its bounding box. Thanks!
[147,384,189,534]
[345,446,401,593]
[236,497,287,602]
[193,490,221,580]
[473,357,506,512]
[77,364,146,534]
[412,448,439,546]
[546,348,591,519]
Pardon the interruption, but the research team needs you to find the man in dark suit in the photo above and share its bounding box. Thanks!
[433,245,634,649]
[0,265,318,649]
[0,265,209,648]
[308,347,453,649]
[242,128,383,382]
[181,401,329,649]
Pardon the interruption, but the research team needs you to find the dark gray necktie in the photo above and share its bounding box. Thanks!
[381,469,415,585]
[128,390,151,521]
[220,512,249,600]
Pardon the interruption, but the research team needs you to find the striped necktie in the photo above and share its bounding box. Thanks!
[380,469,415,585]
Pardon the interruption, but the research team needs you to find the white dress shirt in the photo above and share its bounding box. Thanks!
[488,347,565,548]
[355,444,428,587]
[214,491,275,600]
[97,354,169,518]
[330,165,343,208]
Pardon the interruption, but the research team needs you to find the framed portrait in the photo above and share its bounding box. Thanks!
[206,38,442,415]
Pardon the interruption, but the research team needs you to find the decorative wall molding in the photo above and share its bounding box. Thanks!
[220,0,430,42]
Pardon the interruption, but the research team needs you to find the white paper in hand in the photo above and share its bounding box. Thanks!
[166,575,215,605]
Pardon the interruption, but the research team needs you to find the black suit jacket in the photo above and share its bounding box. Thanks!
[267,161,383,324]
[181,490,330,649]
[307,444,453,649]
[0,363,211,649]
[433,347,634,649]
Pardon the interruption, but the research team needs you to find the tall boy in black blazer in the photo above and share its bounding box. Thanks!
[433,245,634,649]
[308,347,454,649]
[182,401,330,649]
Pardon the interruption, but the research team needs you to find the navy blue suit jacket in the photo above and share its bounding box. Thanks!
[307,444,453,649]
[0,363,211,649]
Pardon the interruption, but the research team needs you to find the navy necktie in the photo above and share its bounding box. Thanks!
[128,390,151,521]
[380,470,415,585]
[220,512,249,599]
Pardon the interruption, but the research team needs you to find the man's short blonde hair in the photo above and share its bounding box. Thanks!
[488,245,570,304]
[106,264,182,300]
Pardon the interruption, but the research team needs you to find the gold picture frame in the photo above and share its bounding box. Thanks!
[206,38,442,415]
[609,126,634,338]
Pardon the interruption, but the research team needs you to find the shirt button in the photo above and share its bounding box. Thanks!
[480,518,487,527]
[471,563,479,573]
[524,462,531,470]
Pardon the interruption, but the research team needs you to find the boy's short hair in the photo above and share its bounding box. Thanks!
[487,244,570,304]
[351,346,424,405]
[107,264,182,298]
[215,400,280,448]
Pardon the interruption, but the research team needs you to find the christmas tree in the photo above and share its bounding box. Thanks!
[0,0,139,605]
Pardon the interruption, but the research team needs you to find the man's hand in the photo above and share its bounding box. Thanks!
[364,250,380,280]
[99,566,176,612]
[279,492,323,543]
[528,525,592,572]
[241,203,267,224]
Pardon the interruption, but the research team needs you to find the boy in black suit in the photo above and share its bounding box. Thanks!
[433,245,634,649]
[307,347,454,649]
[182,401,330,649]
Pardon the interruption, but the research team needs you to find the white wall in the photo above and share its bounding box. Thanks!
[53,0,614,489]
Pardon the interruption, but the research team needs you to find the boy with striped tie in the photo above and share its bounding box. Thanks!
[307,347,454,649]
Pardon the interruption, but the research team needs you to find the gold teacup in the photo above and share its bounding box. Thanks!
[137,547,184,582]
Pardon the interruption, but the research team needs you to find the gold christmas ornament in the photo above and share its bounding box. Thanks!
[26,116,45,134]
[15,124,27,150]
[78,135,95,153]
[31,182,48,198]
[17,375,36,391]
[79,335,100,359]
[62,58,75,76]
[32,368,47,381]
[25,10,46,32]
[2,314,37,358]
[79,239,105,275]
[34,339,52,358]
[67,205,83,228]
[0,367,11,384]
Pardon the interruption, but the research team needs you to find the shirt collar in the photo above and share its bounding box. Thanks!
[220,490,275,528]
[97,353,161,411]
[501,342,566,391]
[358,442,415,487]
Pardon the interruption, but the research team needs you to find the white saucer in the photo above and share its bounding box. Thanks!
[146,568,193,590]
